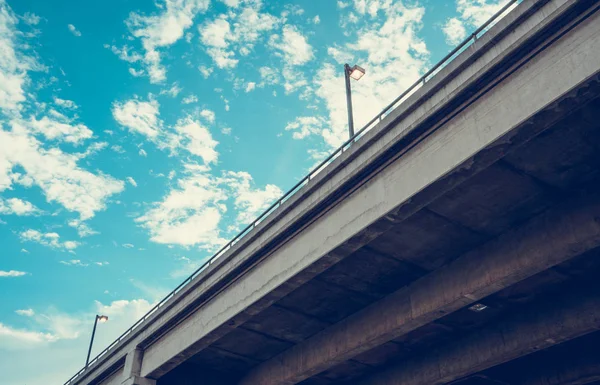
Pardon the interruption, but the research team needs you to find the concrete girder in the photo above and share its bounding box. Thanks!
[356,282,600,385]
[238,193,600,385]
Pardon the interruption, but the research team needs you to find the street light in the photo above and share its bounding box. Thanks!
[86,315,108,367]
[344,63,366,138]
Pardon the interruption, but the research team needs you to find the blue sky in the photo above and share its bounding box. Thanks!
[0,0,511,383]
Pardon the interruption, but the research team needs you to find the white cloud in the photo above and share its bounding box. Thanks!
[137,164,281,248]
[20,229,80,250]
[159,82,182,97]
[67,24,81,37]
[222,171,282,224]
[456,0,512,26]
[59,259,88,267]
[182,94,198,104]
[122,243,134,248]
[16,309,35,317]
[53,97,78,109]
[112,98,161,138]
[198,65,213,78]
[22,116,93,145]
[0,2,31,114]
[22,12,40,25]
[442,17,467,46]
[0,127,125,220]
[0,322,57,349]
[105,44,143,63]
[269,25,314,66]
[125,0,210,83]
[285,116,327,140]
[0,298,152,354]
[139,148,147,157]
[112,98,219,164]
[198,2,279,69]
[68,219,98,238]
[245,82,256,92]
[0,197,40,215]
[312,15,320,24]
[129,68,144,77]
[199,109,215,123]
[170,116,219,164]
[0,270,28,277]
[126,176,138,187]
[219,0,240,7]
[221,127,231,135]
[136,164,228,248]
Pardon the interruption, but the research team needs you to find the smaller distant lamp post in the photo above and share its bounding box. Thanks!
[86,314,108,367]
[344,63,366,138]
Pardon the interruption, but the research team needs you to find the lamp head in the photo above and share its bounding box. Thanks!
[348,64,365,81]
[97,315,109,323]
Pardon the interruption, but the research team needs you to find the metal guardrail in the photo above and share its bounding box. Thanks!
[64,1,518,383]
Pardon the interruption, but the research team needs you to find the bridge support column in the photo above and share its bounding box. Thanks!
[121,348,156,385]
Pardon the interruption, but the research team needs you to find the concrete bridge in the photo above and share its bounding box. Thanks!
[66,0,600,384]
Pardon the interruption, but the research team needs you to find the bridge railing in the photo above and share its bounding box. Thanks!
[63,1,519,383]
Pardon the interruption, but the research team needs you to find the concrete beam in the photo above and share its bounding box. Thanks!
[121,349,155,385]
[521,357,600,385]
[238,193,600,385]
[356,283,600,385]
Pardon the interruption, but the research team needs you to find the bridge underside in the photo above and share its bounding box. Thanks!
[155,67,600,385]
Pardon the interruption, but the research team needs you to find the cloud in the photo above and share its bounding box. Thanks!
[20,229,80,250]
[0,299,152,353]
[285,116,327,140]
[136,164,281,248]
[442,17,467,45]
[219,0,240,7]
[53,97,78,109]
[59,259,88,267]
[0,323,57,349]
[104,44,143,63]
[16,309,35,317]
[269,25,314,66]
[182,94,198,104]
[0,128,125,220]
[198,65,213,78]
[0,197,40,215]
[126,176,138,187]
[222,171,282,224]
[139,148,148,157]
[442,0,515,46]
[112,98,161,138]
[21,116,93,145]
[68,219,98,237]
[159,82,182,97]
[173,115,220,160]
[122,243,134,248]
[125,0,210,83]
[245,82,256,92]
[198,2,279,69]
[0,1,31,114]
[0,270,28,277]
[456,0,512,26]
[112,98,219,164]
[22,12,40,26]
[67,24,81,37]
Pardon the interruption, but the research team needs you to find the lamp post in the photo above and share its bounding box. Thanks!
[86,314,108,367]
[344,63,365,139]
